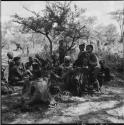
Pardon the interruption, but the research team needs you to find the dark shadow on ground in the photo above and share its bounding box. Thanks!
[1,70,124,124]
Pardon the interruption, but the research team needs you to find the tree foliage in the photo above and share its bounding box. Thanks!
[109,9,124,43]
[12,1,87,56]
[94,24,119,46]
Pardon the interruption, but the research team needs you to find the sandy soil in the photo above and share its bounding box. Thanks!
[2,72,124,124]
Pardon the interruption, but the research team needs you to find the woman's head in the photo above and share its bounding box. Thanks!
[13,56,21,65]
[64,56,71,65]
[86,45,93,53]
[79,43,85,51]
[7,52,13,59]
[29,56,33,63]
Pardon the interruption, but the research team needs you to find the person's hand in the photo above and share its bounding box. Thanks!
[26,70,33,76]
[85,52,90,58]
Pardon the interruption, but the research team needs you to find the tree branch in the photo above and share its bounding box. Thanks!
[13,20,46,35]
[66,36,75,52]
[46,34,53,55]
[23,6,40,17]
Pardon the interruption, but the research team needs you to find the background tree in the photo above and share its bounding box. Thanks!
[90,23,119,54]
[79,15,97,44]
[109,9,124,43]
[103,24,119,45]
[1,21,13,49]
[2,21,34,55]
[109,7,124,71]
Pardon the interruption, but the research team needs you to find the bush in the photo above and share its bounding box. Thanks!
[101,52,124,72]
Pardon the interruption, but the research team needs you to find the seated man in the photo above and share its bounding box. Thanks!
[61,56,73,71]
[1,66,7,82]
[51,56,73,81]
[51,54,59,67]
[9,56,27,86]
[25,56,33,70]
[21,77,53,106]
[73,51,90,92]
[25,56,34,77]
[73,52,89,68]
[7,52,14,64]
[59,56,74,91]
[1,66,11,94]
[2,65,15,94]
[62,56,89,95]
[34,54,42,67]
[99,59,112,82]
[49,56,73,93]
[73,43,89,68]
[7,52,15,82]
[25,56,42,79]
[35,53,49,70]
[32,58,42,79]
[86,45,101,92]
[78,43,85,59]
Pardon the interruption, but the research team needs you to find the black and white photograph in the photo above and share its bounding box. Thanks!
[1,1,124,124]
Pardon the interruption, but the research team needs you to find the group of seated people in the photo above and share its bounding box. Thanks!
[50,43,112,94]
[6,52,44,86]
[3,43,111,94]
[74,44,112,91]
[75,43,111,82]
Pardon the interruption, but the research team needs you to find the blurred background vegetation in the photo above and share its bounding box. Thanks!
[1,1,124,72]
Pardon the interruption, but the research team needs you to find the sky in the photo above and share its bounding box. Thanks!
[1,1,124,32]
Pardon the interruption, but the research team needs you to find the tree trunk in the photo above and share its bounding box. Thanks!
[50,41,53,56]
[46,35,53,57]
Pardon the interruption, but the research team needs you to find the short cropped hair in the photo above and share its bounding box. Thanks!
[79,43,85,47]
[13,56,21,62]
[86,45,93,50]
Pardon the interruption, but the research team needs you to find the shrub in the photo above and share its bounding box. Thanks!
[101,52,124,72]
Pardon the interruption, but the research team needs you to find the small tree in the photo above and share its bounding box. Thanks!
[12,1,86,57]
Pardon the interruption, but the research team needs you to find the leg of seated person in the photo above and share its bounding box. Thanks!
[91,67,101,91]
[104,67,111,81]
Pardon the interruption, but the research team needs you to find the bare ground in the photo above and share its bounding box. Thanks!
[1,72,124,124]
